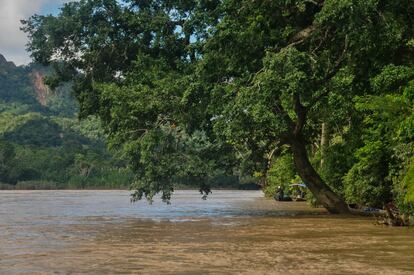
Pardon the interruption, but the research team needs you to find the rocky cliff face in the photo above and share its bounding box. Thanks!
[29,70,52,106]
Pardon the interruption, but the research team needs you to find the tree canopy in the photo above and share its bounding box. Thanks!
[23,0,414,214]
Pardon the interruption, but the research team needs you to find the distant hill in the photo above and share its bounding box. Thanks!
[0,54,133,189]
[0,54,77,116]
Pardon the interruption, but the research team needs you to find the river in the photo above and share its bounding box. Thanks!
[0,190,413,274]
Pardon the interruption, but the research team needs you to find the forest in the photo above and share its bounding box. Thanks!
[0,53,246,190]
[0,53,134,189]
[15,0,414,218]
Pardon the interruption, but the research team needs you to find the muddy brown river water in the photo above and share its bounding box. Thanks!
[0,190,414,274]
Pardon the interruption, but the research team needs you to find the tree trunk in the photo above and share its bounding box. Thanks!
[290,136,350,214]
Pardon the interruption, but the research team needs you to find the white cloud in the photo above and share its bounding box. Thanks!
[0,0,71,65]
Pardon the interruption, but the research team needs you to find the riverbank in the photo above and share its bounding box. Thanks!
[0,181,260,191]
[0,182,129,190]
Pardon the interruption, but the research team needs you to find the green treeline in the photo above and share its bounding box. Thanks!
[0,54,247,190]
[0,55,133,189]
[21,0,414,215]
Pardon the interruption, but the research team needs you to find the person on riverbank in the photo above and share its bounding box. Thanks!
[274,186,284,201]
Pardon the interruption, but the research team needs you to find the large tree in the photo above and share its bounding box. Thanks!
[23,0,414,213]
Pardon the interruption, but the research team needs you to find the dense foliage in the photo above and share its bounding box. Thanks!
[23,0,414,215]
[0,54,133,189]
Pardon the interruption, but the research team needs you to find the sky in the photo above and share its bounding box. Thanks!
[0,0,73,65]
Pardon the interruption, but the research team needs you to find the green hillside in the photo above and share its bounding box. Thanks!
[0,54,133,189]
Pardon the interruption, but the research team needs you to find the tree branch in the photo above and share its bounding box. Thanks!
[289,24,317,46]
[286,0,326,47]
[309,35,349,107]
[293,93,307,136]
